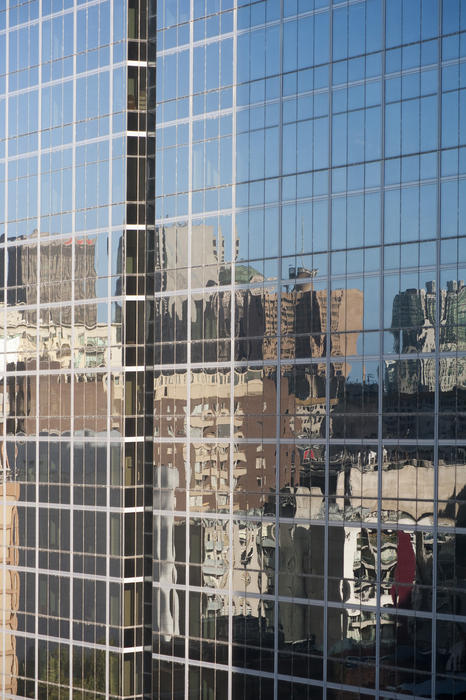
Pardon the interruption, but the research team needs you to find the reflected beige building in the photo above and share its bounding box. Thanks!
[0,480,19,696]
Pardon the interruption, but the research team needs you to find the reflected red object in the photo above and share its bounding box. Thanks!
[390,531,416,607]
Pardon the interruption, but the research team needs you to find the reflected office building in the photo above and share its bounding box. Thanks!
[2,0,466,698]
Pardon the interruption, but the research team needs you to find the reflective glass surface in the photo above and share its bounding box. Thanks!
[1,0,150,695]
[2,0,466,697]
[151,0,466,698]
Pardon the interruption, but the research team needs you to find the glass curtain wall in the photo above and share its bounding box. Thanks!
[0,0,151,696]
[152,0,466,699]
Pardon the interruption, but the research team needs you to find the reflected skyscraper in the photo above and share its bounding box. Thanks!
[1,0,466,698]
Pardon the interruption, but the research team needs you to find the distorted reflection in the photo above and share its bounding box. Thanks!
[0,476,19,695]
[0,228,125,694]
[153,465,180,643]
[154,221,231,292]
[152,276,466,694]
[384,279,465,439]
[0,232,124,438]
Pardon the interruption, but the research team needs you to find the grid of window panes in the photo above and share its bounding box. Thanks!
[152,0,466,698]
[0,0,150,696]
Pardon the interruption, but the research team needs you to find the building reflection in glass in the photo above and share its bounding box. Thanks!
[0,226,127,695]
[152,274,466,696]
[0,475,20,696]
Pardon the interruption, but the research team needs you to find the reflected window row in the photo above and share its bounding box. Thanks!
[150,233,465,282]
[152,439,466,518]
[152,610,466,693]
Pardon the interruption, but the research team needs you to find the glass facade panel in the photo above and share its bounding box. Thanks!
[1,0,151,694]
[151,0,466,697]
